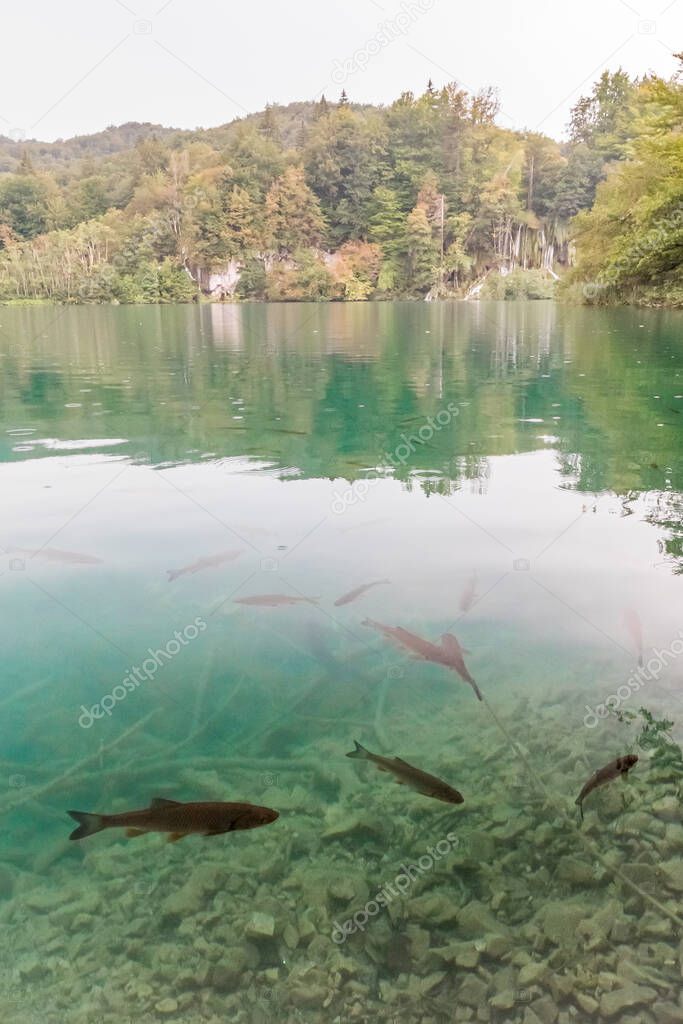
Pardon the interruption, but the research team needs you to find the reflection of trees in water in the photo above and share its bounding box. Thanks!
[644,494,683,574]
[0,302,681,505]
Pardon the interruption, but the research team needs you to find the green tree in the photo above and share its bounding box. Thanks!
[405,205,437,293]
[265,166,326,254]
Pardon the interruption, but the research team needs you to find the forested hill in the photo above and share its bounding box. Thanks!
[0,66,681,306]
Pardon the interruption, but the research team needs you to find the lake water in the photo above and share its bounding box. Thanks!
[1,300,682,1023]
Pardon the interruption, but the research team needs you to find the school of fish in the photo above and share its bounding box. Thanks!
[64,560,642,846]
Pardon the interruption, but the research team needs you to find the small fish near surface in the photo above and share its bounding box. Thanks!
[459,571,478,613]
[68,797,279,842]
[334,579,391,607]
[362,618,483,701]
[10,547,103,566]
[575,754,638,821]
[235,594,318,607]
[167,550,242,582]
[346,741,464,805]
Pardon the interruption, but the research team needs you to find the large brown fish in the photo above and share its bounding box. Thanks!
[68,797,278,842]
[575,754,638,821]
[235,594,318,607]
[362,618,483,701]
[167,550,242,582]
[334,579,390,607]
[346,741,464,805]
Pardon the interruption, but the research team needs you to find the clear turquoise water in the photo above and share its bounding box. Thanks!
[1,300,683,1022]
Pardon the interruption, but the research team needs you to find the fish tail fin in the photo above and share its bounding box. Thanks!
[68,810,106,841]
[575,799,584,824]
[471,680,484,702]
[346,740,370,760]
[166,570,178,583]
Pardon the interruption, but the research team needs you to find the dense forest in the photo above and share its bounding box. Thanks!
[0,60,680,306]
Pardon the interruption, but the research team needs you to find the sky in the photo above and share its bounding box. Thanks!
[0,0,679,143]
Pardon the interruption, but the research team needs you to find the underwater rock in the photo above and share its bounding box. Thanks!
[575,992,599,1014]
[457,900,509,939]
[160,883,204,920]
[556,856,597,887]
[490,989,516,1010]
[660,860,683,893]
[529,994,558,1024]
[25,887,75,912]
[577,899,621,951]
[322,808,383,840]
[638,911,673,939]
[651,796,679,822]
[283,923,299,949]
[407,892,458,925]
[415,970,446,995]
[154,997,178,1014]
[433,941,480,968]
[245,912,276,939]
[297,913,316,942]
[651,1000,683,1024]
[404,923,430,964]
[17,955,47,982]
[517,961,550,988]
[289,982,327,1008]
[660,823,683,856]
[535,901,587,947]
[599,982,658,1018]
[482,933,515,959]
[457,974,488,1007]
[209,959,247,993]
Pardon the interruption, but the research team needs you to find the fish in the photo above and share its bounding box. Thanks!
[439,634,483,701]
[623,607,644,667]
[575,754,638,821]
[362,618,483,701]
[346,741,464,805]
[167,550,242,582]
[334,579,391,607]
[234,594,318,607]
[68,797,279,842]
[459,571,478,613]
[10,547,102,565]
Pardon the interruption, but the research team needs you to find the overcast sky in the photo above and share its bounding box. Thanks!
[0,0,679,143]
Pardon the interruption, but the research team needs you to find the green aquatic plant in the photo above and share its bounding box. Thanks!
[616,706,683,773]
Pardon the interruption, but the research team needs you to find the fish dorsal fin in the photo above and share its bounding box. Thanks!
[150,797,182,809]
[392,757,412,767]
